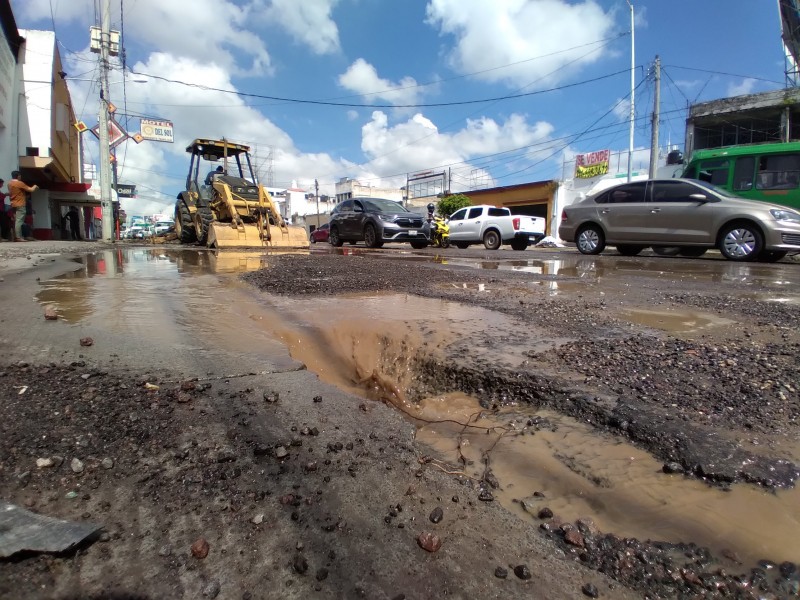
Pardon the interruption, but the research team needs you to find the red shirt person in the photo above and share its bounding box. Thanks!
[7,171,38,241]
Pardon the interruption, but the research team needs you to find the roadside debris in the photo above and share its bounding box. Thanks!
[44,306,58,320]
[0,501,102,558]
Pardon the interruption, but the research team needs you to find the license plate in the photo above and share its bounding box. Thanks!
[408,230,417,235]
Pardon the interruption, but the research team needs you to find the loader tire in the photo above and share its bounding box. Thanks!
[195,200,213,246]
[175,201,196,244]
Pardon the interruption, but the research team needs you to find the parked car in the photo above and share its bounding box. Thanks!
[310,222,330,243]
[447,205,546,250]
[154,220,174,236]
[558,178,800,262]
[328,197,427,249]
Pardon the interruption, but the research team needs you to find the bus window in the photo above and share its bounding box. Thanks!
[732,157,755,191]
[756,154,800,190]
[696,158,728,186]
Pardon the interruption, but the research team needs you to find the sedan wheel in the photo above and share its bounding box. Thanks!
[719,223,762,261]
[576,224,605,255]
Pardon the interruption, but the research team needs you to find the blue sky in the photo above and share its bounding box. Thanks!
[12,0,787,216]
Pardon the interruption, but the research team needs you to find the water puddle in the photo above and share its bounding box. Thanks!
[33,248,800,568]
[414,396,800,565]
[616,307,736,333]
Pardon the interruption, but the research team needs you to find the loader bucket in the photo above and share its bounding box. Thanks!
[207,221,310,249]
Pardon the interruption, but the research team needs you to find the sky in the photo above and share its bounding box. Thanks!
[11,0,788,218]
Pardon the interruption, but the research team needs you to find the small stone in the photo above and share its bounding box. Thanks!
[429,507,443,524]
[513,565,531,580]
[263,391,279,403]
[44,306,58,320]
[293,555,308,574]
[275,446,288,459]
[144,382,159,390]
[305,462,318,472]
[494,566,508,579]
[478,489,494,502]
[581,583,599,598]
[315,568,329,581]
[191,537,210,559]
[65,491,78,499]
[71,458,85,473]
[36,457,54,468]
[180,380,197,391]
[158,545,172,556]
[202,580,221,598]
[98,532,111,542]
[79,337,94,347]
[313,395,322,403]
[51,456,64,467]
[252,514,264,524]
[417,531,442,552]
[538,507,554,519]
[564,529,585,548]
[405,485,416,496]
[101,458,114,469]
[662,462,683,474]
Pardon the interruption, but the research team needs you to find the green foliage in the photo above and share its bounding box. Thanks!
[437,194,472,217]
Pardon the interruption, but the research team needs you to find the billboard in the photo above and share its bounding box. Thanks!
[140,119,174,143]
[575,149,610,179]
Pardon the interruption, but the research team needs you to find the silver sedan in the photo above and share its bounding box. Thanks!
[558,178,800,262]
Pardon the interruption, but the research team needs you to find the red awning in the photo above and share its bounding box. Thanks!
[44,182,92,193]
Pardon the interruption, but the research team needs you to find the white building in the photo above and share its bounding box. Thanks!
[334,177,403,203]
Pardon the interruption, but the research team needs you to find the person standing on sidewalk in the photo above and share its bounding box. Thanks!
[8,171,38,242]
[0,179,11,241]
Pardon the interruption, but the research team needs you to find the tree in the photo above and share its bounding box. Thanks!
[437,194,471,217]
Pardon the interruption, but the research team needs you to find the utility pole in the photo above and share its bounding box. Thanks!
[97,0,114,241]
[649,56,661,179]
[626,0,635,182]
[315,179,320,228]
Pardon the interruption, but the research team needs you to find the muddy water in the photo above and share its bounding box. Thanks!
[35,249,800,566]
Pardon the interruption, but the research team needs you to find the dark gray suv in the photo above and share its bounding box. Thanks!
[328,197,428,248]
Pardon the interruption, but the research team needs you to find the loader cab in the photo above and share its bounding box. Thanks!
[185,139,259,199]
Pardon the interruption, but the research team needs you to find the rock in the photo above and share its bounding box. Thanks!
[191,537,210,559]
[478,489,494,502]
[405,485,416,496]
[158,545,172,557]
[44,306,58,320]
[144,382,159,390]
[180,380,197,391]
[263,391,279,403]
[51,455,64,467]
[662,462,684,474]
[316,568,328,581]
[417,531,442,552]
[101,458,114,469]
[313,395,322,403]
[494,566,508,578]
[201,580,220,598]
[275,446,288,459]
[293,554,308,574]
[79,337,94,347]
[537,507,553,519]
[17,471,31,488]
[252,514,264,524]
[564,529,585,548]
[429,507,443,524]
[71,458,85,473]
[576,518,598,537]
[253,444,270,456]
[36,457,54,468]
[513,565,531,580]
[581,583,599,598]
[304,461,318,472]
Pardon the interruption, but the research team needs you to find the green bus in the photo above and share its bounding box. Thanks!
[681,142,800,210]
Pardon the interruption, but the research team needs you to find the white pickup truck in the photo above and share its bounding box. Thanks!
[447,205,546,250]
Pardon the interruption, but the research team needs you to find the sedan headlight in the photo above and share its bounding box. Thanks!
[770,209,800,223]
[377,214,396,222]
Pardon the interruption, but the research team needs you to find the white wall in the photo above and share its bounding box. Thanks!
[0,34,19,185]
[18,30,55,158]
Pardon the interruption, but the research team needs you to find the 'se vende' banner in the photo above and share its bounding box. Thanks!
[575,149,610,179]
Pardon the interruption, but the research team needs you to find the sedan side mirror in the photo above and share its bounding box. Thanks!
[689,193,717,203]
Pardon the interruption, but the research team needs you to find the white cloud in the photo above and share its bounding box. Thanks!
[425,0,616,89]
[256,0,341,55]
[727,78,757,97]
[613,98,631,121]
[338,59,424,107]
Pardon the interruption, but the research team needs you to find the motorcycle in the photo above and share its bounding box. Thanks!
[428,214,450,248]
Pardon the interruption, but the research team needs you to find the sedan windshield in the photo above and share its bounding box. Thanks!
[363,198,409,213]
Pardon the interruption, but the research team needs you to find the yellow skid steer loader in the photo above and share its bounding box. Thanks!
[174,138,309,249]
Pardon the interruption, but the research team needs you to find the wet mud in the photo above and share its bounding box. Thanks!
[243,251,800,598]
